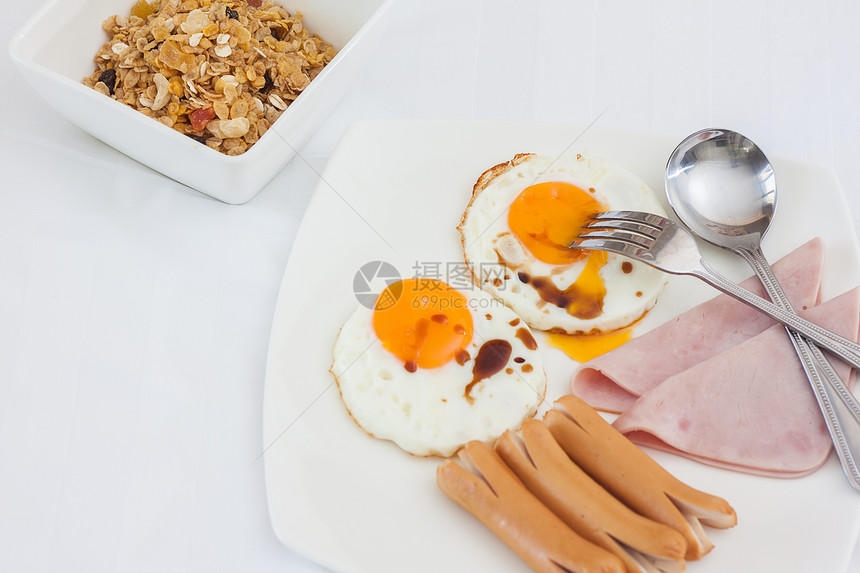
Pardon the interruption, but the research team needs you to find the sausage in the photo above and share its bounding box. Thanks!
[495,419,688,573]
[545,395,737,561]
[437,440,626,573]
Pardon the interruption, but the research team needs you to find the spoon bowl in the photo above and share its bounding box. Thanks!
[665,128,776,251]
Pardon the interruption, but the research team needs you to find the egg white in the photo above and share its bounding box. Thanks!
[331,287,546,457]
[458,153,667,334]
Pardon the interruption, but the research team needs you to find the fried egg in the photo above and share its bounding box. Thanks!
[332,278,546,457]
[458,153,667,335]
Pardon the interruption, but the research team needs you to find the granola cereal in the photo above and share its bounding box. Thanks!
[83,0,336,155]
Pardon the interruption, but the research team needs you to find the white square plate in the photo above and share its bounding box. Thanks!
[263,119,860,573]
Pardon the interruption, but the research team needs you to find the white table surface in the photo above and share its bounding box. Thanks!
[3,1,860,571]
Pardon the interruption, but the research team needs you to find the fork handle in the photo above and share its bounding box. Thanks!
[692,259,860,371]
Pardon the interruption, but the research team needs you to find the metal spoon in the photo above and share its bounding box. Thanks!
[666,128,860,490]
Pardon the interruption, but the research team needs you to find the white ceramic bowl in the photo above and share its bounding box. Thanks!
[10,0,393,203]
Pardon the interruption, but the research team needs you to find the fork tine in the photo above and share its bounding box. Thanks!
[576,229,656,249]
[592,210,666,226]
[570,237,652,259]
[583,218,662,240]
[592,210,670,229]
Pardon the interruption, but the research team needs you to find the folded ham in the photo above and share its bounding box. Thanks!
[612,287,860,477]
[572,238,825,413]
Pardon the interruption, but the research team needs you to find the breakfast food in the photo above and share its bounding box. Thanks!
[572,238,825,412]
[545,395,737,561]
[437,440,626,573]
[495,419,688,573]
[458,153,667,336]
[83,0,336,155]
[614,287,860,477]
[331,278,546,457]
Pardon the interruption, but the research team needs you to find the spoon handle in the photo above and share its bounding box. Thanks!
[739,246,860,491]
[691,260,860,371]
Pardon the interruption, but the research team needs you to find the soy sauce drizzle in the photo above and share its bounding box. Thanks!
[515,327,538,350]
[455,349,471,365]
[464,340,512,403]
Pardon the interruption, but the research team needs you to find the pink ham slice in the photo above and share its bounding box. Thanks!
[612,287,860,477]
[572,238,825,413]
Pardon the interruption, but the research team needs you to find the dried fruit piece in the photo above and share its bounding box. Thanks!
[130,0,159,19]
[226,7,239,19]
[98,68,117,94]
[189,106,216,131]
[158,40,196,73]
[245,0,263,7]
[180,9,210,34]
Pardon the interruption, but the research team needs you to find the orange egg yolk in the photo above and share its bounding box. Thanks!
[372,278,474,371]
[508,181,606,265]
[546,328,633,363]
[508,181,609,319]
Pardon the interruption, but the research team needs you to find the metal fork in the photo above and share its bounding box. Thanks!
[571,210,860,372]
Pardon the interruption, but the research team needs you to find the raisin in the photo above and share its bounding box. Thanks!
[226,7,239,19]
[186,133,208,144]
[262,70,274,92]
[98,69,117,95]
